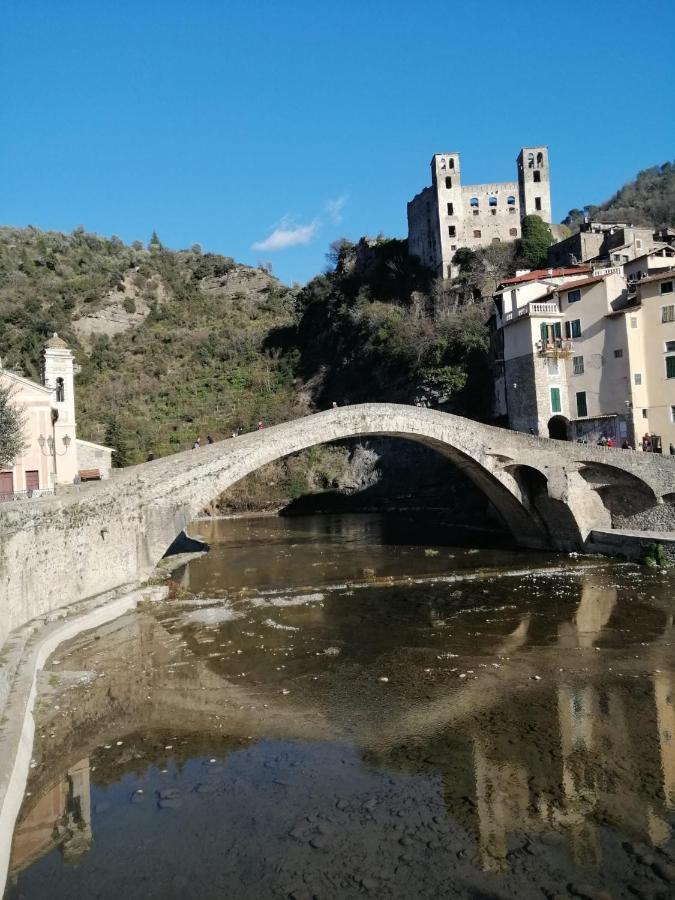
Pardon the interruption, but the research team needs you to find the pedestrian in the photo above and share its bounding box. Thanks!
[147,451,155,461]
[257,421,264,430]
[528,426,535,436]
[621,439,629,450]
[598,435,607,448]
[332,401,338,409]
[207,434,214,444]
[192,437,200,450]
[607,436,614,448]
[643,433,652,452]
[231,429,238,439]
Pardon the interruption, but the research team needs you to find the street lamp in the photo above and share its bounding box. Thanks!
[38,433,71,489]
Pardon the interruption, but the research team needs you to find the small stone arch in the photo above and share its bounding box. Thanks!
[548,416,570,441]
[489,196,497,207]
[527,152,535,169]
[507,195,516,206]
[536,151,544,167]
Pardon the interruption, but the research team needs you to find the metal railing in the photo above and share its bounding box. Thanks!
[536,338,574,356]
[0,488,55,503]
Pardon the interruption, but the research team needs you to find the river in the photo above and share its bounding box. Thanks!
[5,513,675,899]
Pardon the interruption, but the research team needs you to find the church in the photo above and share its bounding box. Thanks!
[0,334,112,499]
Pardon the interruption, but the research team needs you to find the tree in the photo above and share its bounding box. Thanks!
[0,382,26,469]
[148,231,162,251]
[104,415,132,467]
[520,215,553,268]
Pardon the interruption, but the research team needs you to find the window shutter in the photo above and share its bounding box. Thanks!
[554,322,562,339]
[540,323,548,343]
[565,322,571,339]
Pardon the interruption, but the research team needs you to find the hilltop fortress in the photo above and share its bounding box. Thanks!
[407,147,552,277]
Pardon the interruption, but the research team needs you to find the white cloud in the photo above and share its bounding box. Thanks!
[325,195,348,224]
[252,196,348,253]
[252,217,319,252]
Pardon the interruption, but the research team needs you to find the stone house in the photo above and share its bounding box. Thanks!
[548,221,664,268]
[0,334,112,499]
[407,146,552,278]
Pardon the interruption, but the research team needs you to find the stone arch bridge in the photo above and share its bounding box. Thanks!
[1,403,673,646]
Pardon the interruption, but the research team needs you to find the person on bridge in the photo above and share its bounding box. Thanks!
[207,434,214,444]
[192,437,201,450]
[257,421,265,430]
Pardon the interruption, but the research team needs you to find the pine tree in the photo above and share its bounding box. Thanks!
[104,415,132,467]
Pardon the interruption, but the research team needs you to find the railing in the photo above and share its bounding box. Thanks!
[536,338,574,357]
[502,301,560,324]
[0,488,55,503]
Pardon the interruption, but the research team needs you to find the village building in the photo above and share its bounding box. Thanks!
[492,263,675,448]
[407,146,552,279]
[0,334,112,499]
[547,220,671,268]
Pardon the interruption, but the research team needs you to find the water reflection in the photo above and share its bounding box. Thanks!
[6,516,675,898]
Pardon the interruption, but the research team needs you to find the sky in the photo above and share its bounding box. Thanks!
[2,1,674,286]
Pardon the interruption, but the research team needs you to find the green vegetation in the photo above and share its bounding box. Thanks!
[520,215,553,268]
[643,542,670,569]
[0,382,26,469]
[104,415,133,468]
[564,160,675,230]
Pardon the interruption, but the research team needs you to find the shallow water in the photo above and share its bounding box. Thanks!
[6,514,675,899]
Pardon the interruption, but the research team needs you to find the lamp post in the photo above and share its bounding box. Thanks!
[38,433,71,490]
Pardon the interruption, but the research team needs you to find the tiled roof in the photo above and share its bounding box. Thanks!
[636,270,675,286]
[45,332,68,349]
[500,266,592,286]
[558,275,606,292]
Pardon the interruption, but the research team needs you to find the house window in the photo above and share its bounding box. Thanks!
[56,377,65,402]
[535,197,542,211]
[565,319,582,339]
[667,356,675,379]
[671,405,675,423]
[643,408,648,418]
[550,387,561,413]
[533,171,541,183]
[661,281,674,295]
[636,239,642,249]
[634,373,642,385]
[448,225,456,237]
[665,340,675,352]
[614,348,623,358]
[445,177,452,189]
[613,254,621,262]
[573,355,584,375]
[630,316,638,329]
[509,228,518,236]
[662,306,675,323]
[25,470,39,492]
[567,289,581,303]
[576,391,588,417]
[473,229,482,238]
[546,358,559,376]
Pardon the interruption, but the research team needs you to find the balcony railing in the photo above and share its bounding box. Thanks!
[536,338,574,358]
[0,488,55,503]
[502,301,560,324]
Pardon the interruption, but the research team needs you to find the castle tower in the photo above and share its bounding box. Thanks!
[432,153,463,278]
[42,333,78,483]
[517,146,552,223]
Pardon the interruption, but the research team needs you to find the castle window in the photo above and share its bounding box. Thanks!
[56,377,65,402]
[492,237,501,244]
[449,158,454,169]
[507,196,515,205]
[533,170,541,183]
[447,202,454,215]
[527,152,535,169]
[450,244,457,251]
[448,225,456,237]
[473,229,482,238]
[536,151,544,167]
[489,196,497,207]
[445,176,452,189]
[472,209,480,216]
[509,228,518,237]
[509,207,516,214]
[470,197,479,207]
[490,209,496,216]
[535,197,542,211]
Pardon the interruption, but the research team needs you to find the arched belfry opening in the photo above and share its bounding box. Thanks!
[548,416,570,441]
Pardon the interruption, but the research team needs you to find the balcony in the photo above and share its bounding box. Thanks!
[502,301,560,325]
[536,337,574,358]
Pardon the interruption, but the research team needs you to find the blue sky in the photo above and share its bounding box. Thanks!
[2,0,673,285]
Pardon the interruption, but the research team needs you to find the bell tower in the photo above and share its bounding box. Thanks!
[517,146,552,223]
[42,333,78,483]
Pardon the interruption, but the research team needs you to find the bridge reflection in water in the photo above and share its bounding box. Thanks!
[7,565,675,892]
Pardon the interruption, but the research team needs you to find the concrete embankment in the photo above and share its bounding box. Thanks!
[0,584,168,893]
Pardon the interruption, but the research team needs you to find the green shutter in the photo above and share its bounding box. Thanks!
[576,391,587,417]
[540,323,548,343]
[667,356,675,379]
[551,387,561,413]
[565,321,571,339]
[554,322,562,339]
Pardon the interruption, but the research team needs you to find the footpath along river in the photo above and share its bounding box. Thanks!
[4,513,675,899]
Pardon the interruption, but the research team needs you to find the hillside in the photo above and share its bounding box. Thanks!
[0,226,302,458]
[564,160,675,229]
